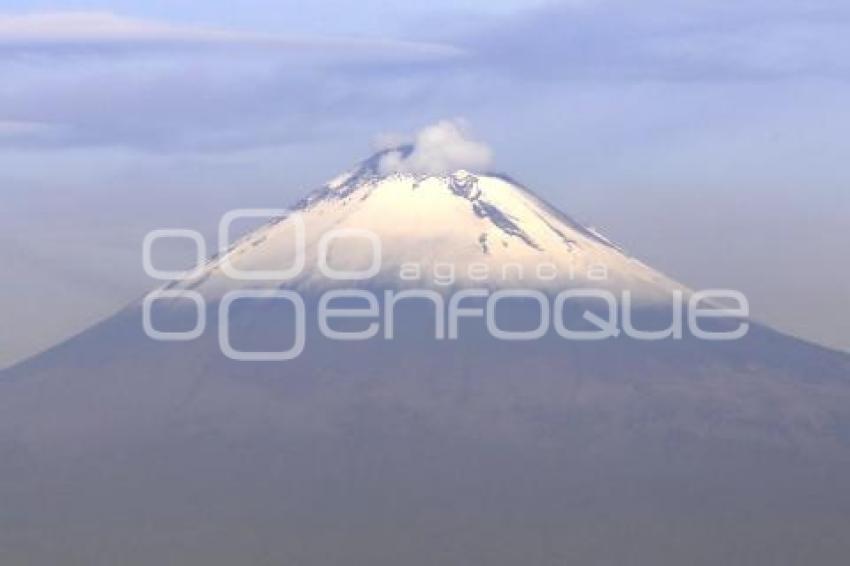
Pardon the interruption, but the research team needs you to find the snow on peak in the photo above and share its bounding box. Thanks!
[173,151,688,304]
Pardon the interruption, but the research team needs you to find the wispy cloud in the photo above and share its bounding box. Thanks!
[455,0,850,82]
[0,11,464,59]
[0,119,59,137]
[0,11,466,150]
[1,2,849,152]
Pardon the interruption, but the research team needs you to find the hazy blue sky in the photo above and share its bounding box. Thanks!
[1,0,849,366]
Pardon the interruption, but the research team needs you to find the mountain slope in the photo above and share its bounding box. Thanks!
[2,151,850,566]
[179,148,683,301]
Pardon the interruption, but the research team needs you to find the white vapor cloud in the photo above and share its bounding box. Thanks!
[377,119,493,176]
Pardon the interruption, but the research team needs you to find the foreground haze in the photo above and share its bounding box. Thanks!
[2,150,849,565]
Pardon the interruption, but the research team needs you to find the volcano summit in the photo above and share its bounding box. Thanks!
[2,147,850,565]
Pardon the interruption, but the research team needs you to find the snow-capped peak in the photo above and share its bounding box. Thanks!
[172,150,687,303]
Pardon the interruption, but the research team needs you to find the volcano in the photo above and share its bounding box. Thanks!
[2,148,850,565]
[175,145,685,299]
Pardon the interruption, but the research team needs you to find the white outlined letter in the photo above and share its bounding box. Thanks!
[688,290,749,340]
[486,289,550,341]
[554,289,619,340]
[142,289,206,341]
[318,290,380,340]
[219,290,306,361]
[142,229,206,281]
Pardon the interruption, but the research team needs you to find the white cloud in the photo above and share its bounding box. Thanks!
[0,120,58,137]
[0,12,225,43]
[0,11,463,60]
[377,119,493,176]
[0,11,467,151]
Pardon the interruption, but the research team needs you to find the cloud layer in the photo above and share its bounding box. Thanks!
[0,11,464,150]
[0,2,849,151]
[460,0,850,81]
[377,120,493,176]
[0,11,462,58]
